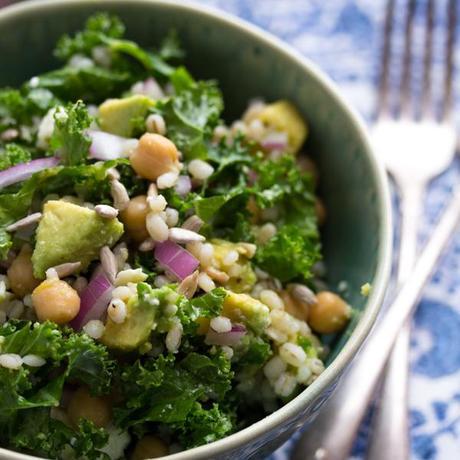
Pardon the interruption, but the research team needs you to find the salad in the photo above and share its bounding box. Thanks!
[0,14,352,460]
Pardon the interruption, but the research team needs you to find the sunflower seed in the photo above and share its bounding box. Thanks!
[181,215,204,232]
[106,167,120,180]
[6,213,42,232]
[45,267,59,280]
[49,261,81,279]
[288,283,317,306]
[95,204,119,219]
[147,183,158,198]
[205,266,230,284]
[1,128,19,141]
[169,227,205,244]
[236,243,257,259]
[139,238,155,252]
[100,246,117,282]
[178,270,199,298]
[113,242,129,271]
[110,179,129,211]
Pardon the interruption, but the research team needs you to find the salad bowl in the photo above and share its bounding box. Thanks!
[0,0,392,459]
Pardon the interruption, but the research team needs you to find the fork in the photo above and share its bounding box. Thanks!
[290,0,457,459]
[367,0,456,458]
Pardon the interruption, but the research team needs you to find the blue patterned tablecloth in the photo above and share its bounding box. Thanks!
[191,1,460,459]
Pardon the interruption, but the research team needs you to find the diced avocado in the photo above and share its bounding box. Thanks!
[222,291,270,334]
[257,100,308,154]
[99,95,155,137]
[101,294,156,351]
[211,239,256,293]
[32,200,123,279]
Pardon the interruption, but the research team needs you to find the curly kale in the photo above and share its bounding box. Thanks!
[0,321,115,458]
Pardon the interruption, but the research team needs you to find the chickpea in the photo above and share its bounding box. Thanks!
[130,133,179,181]
[315,198,326,226]
[67,387,112,428]
[308,291,351,334]
[279,291,308,321]
[120,195,150,242]
[131,435,169,460]
[32,278,80,324]
[7,244,40,298]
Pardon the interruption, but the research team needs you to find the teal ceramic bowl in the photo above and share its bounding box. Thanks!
[0,1,392,459]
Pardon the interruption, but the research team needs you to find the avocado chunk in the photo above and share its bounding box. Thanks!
[32,200,123,279]
[257,100,308,154]
[211,239,256,293]
[99,95,155,137]
[222,291,270,334]
[101,283,158,351]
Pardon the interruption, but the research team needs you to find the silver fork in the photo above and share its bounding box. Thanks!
[368,0,456,458]
[290,0,457,459]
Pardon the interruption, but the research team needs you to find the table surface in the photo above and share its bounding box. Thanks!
[189,1,460,459]
[1,0,460,459]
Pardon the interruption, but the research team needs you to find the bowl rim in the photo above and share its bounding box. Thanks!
[0,0,393,459]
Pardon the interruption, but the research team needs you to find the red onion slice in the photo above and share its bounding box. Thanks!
[174,175,192,197]
[205,323,247,346]
[70,272,113,330]
[87,130,138,161]
[132,77,165,99]
[154,240,199,280]
[260,132,288,151]
[0,157,59,189]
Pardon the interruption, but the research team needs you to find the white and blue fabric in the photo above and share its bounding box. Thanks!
[193,1,460,459]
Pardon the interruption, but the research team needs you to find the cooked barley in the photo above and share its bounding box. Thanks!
[83,319,105,339]
[95,204,119,219]
[108,299,127,324]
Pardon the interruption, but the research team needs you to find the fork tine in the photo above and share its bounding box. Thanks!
[441,0,457,121]
[421,0,435,118]
[399,0,417,117]
[376,0,395,119]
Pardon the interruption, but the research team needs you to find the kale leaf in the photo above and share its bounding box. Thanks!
[115,352,233,430]
[153,68,223,159]
[50,13,181,103]
[50,100,92,166]
[0,321,115,458]
[33,65,133,104]
[172,402,233,448]
[0,144,32,171]
[10,408,109,460]
[0,88,58,140]
[55,12,179,80]
[177,287,227,334]
[54,13,125,61]
[255,224,320,282]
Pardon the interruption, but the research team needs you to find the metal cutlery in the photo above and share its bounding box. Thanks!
[291,0,457,458]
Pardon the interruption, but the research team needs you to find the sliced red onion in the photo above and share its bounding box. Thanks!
[260,132,288,151]
[174,175,192,196]
[205,323,247,346]
[70,272,113,330]
[0,157,59,189]
[132,77,165,99]
[87,130,138,160]
[154,240,199,280]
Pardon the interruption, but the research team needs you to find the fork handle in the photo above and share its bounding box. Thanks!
[366,183,424,460]
[396,183,423,284]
